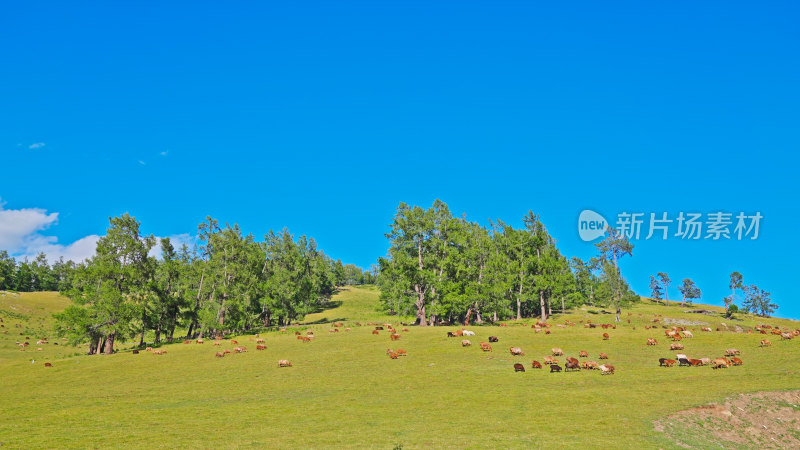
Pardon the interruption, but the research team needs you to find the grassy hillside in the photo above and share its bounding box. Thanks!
[1,288,798,448]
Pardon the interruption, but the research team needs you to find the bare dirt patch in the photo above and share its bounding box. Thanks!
[654,390,800,448]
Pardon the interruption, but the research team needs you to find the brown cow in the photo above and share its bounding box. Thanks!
[390,334,401,341]
[761,339,772,347]
[489,336,499,343]
[566,356,579,366]
[514,363,526,372]
[544,356,558,365]
[215,351,225,358]
[602,333,610,340]
[372,330,380,335]
[256,338,265,344]
[647,338,658,346]
[579,350,589,358]
[396,349,407,356]
[510,347,524,356]
[389,352,399,359]
[213,341,221,346]
[781,332,794,340]
[688,358,703,366]
[731,357,743,366]
[295,331,301,335]
[670,343,684,350]
[132,350,140,354]
[461,340,472,347]
[712,358,730,369]
[599,364,615,375]
[44,362,52,367]
[480,343,492,352]
[231,340,239,345]
[552,348,564,356]
[196,339,204,344]
[599,353,609,360]
[184,340,192,344]
[278,360,292,367]
[565,361,580,372]
[725,349,741,356]
[531,360,542,369]
[550,364,562,373]
[256,344,267,350]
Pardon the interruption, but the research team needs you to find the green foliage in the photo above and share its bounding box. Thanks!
[678,278,701,305]
[741,284,778,317]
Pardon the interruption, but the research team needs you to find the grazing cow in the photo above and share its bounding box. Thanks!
[659,358,668,367]
[447,332,457,338]
[647,338,658,346]
[256,338,265,344]
[256,345,267,350]
[550,364,562,373]
[235,346,248,353]
[462,330,475,336]
[566,356,579,366]
[196,339,204,344]
[552,348,563,356]
[509,347,524,356]
[725,349,741,356]
[531,360,542,369]
[701,327,712,332]
[389,352,399,359]
[670,343,684,350]
[678,358,692,367]
[44,362,52,367]
[599,353,609,360]
[676,353,688,360]
[761,339,772,347]
[184,340,192,344]
[489,336,499,343]
[603,333,610,340]
[375,326,384,331]
[461,340,472,347]
[278,360,292,367]
[480,343,492,352]
[372,330,380,335]
[579,350,589,358]
[307,331,314,336]
[402,328,410,332]
[699,358,711,366]
[231,340,238,345]
[146,347,153,352]
[781,332,794,340]
[391,334,401,341]
[731,357,743,366]
[213,341,221,346]
[599,364,615,375]
[396,349,407,356]
[455,330,464,337]
[682,331,694,338]
[215,351,225,358]
[300,336,311,342]
[132,350,140,354]
[688,358,703,366]
[712,358,730,369]
[514,363,526,372]
[565,361,580,372]
[295,331,301,335]
[37,347,42,351]
[544,356,558,365]
[224,349,232,354]
[545,330,551,335]
[664,359,676,367]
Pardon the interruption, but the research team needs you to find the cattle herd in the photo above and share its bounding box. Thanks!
[7,313,799,375]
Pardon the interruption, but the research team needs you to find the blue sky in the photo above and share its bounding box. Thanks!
[1,2,798,317]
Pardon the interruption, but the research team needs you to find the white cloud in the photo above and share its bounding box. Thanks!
[159,151,168,157]
[0,200,98,263]
[28,142,46,149]
[138,160,146,165]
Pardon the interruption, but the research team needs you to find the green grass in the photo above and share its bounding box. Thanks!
[1,288,798,448]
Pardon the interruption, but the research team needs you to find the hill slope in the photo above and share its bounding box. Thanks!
[0,288,798,448]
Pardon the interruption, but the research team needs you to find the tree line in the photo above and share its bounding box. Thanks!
[649,270,778,317]
[0,251,75,292]
[45,213,369,354]
[376,200,639,326]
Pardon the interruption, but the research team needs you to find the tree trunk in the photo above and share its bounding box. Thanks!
[540,291,547,322]
[616,306,621,322]
[95,336,105,355]
[516,270,524,320]
[464,308,473,326]
[155,321,162,344]
[561,296,565,314]
[103,332,115,355]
